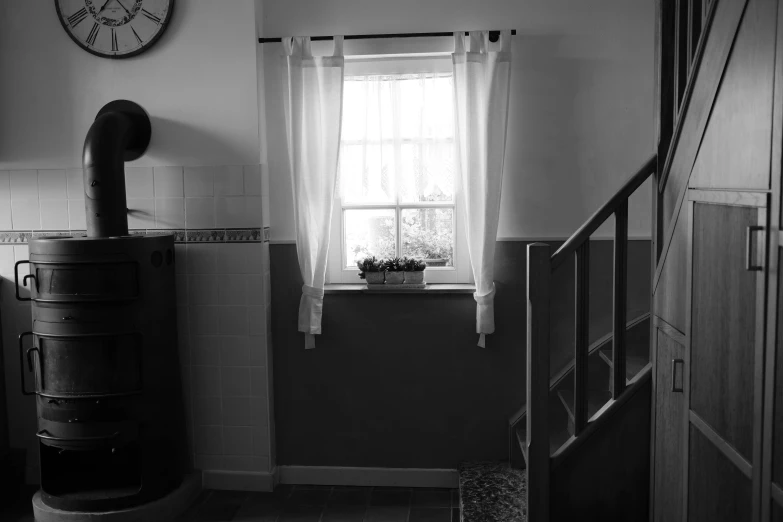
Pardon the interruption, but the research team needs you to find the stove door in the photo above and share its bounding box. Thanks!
[31,261,139,303]
[31,332,142,399]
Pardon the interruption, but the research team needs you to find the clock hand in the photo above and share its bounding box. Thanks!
[115,0,132,15]
[96,0,111,15]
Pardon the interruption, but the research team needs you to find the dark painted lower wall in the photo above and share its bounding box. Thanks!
[270,239,650,468]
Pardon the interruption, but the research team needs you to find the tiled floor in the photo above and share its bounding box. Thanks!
[177,485,461,522]
[2,485,460,521]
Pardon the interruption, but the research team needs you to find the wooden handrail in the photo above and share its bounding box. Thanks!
[550,154,657,271]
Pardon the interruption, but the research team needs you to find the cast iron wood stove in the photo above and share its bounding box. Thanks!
[15,101,188,513]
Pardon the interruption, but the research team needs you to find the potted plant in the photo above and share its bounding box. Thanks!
[383,257,405,284]
[357,256,384,284]
[403,257,427,284]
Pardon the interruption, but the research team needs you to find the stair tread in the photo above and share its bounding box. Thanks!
[598,348,649,379]
[556,388,611,422]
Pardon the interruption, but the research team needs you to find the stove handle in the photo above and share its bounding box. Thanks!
[18,332,37,396]
[14,261,35,302]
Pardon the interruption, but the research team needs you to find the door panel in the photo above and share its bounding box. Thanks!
[685,191,767,522]
[653,327,686,522]
[690,201,758,460]
[688,425,752,522]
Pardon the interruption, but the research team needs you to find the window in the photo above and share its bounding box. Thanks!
[327,55,471,284]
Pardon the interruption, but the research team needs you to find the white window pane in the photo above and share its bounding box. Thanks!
[344,209,396,267]
[398,142,454,203]
[401,208,454,267]
[340,143,396,204]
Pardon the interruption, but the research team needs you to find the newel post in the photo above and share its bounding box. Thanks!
[527,243,551,522]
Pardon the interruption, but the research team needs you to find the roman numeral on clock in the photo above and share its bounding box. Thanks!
[141,9,162,24]
[111,28,118,52]
[67,7,88,27]
[86,23,100,46]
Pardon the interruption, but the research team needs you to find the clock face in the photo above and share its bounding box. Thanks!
[55,0,174,58]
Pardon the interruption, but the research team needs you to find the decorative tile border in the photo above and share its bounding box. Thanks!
[0,228,263,244]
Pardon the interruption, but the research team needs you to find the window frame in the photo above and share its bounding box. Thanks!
[326,57,472,285]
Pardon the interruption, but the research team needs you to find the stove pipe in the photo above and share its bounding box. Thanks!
[83,100,151,238]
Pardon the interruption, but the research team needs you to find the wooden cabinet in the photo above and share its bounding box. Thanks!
[652,323,686,522]
[684,191,767,522]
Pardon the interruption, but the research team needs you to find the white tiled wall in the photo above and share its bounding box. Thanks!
[0,163,275,481]
[0,164,270,231]
[177,242,274,474]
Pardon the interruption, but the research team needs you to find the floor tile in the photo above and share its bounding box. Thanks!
[411,488,452,508]
[287,486,332,506]
[232,492,284,521]
[187,490,248,521]
[328,487,372,506]
[369,488,411,506]
[277,504,323,521]
[409,507,452,522]
[364,505,409,522]
[321,504,366,522]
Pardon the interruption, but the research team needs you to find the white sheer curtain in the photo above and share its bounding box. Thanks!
[282,36,345,349]
[452,30,512,348]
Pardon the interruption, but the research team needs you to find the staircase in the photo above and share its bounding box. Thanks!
[466,154,658,522]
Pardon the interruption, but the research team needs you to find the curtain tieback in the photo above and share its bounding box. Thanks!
[302,285,324,299]
[474,283,496,348]
[473,284,496,305]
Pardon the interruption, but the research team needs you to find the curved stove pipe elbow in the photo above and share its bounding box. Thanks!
[82,100,151,238]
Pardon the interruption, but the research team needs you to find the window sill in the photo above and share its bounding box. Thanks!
[324,284,476,294]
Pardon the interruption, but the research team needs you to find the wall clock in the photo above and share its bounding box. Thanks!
[55,0,174,59]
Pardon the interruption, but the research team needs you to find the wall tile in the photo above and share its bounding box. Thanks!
[186,244,218,274]
[11,199,40,230]
[10,170,38,199]
[190,306,220,335]
[153,166,184,197]
[38,170,67,199]
[185,197,215,229]
[188,274,219,305]
[176,307,190,366]
[193,365,221,397]
[248,307,265,336]
[223,426,253,456]
[126,198,155,229]
[222,456,265,472]
[68,200,87,230]
[218,274,247,305]
[247,275,263,306]
[194,396,223,426]
[218,306,248,336]
[220,336,251,366]
[221,367,250,397]
[215,197,245,228]
[261,196,271,227]
[246,196,263,228]
[0,172,12,229]
[252,427,269,457]
[243,165,261,196]
[250,367,267,397]
[125,167,154,198]
[216,244,246,274]
[184,166,216,197]
[40,199,69,229]
[155,197,186,229]
[195,425,223,455]
[260,164,270,197]
[246,244,263,274]
[66,169,84,199]
[250,396,269,427]
[214,166,244,197]
[191,335,220,366]
[222,397,253,426]
[249,336,267,367]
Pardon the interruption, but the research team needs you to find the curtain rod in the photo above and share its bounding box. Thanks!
[258,30,516,44]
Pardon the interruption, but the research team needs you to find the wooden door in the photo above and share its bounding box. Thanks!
[685,190,768,522]
[768,247,783,520]
[652,321,687,522]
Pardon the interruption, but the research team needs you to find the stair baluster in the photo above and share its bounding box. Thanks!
[574,242,590,435]
[612,200,629,399]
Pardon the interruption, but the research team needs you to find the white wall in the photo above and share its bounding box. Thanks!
[261,0,655,240]
[0,0,261,170]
